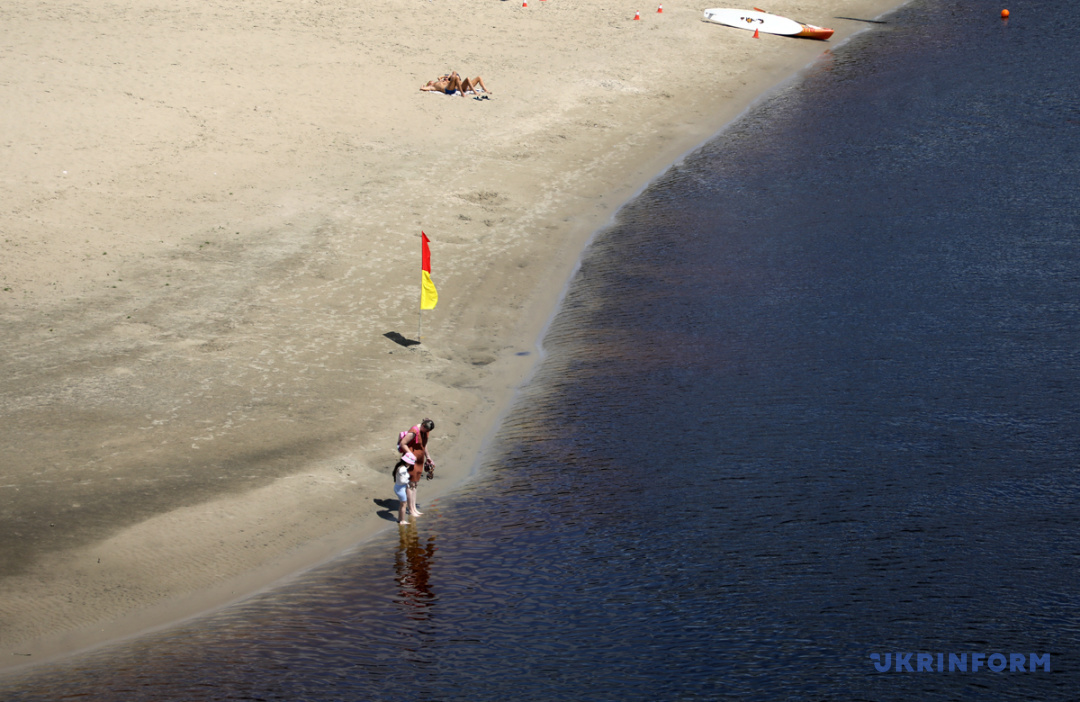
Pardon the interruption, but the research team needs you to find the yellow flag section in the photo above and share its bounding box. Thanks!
[421,231,438,310]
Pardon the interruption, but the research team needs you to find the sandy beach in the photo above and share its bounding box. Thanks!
[1,0,902,669]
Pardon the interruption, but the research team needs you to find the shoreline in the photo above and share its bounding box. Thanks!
[0,0,904,673]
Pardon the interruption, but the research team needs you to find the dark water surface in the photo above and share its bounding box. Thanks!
[5,0,1080,699]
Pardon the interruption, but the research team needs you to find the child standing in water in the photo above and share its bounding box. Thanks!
[393,457,412,525]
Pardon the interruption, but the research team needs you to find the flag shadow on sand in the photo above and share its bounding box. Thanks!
[385,331,421,347]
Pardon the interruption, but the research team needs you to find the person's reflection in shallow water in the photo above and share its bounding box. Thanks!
[394,525,437,622]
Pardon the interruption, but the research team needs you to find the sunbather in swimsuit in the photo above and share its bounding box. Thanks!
[420,71,492,97]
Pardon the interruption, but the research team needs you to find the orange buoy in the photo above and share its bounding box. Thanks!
[1001,9,1009,18]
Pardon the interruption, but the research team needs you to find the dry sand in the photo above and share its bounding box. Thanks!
[1,0,902,670]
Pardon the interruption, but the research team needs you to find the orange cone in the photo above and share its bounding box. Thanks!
[753,27,760,38]
[634,11,641,20]
[657,4,663,12]
[522,0,527,6]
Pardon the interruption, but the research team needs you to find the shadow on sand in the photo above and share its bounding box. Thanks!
[373,497,403,522]
[384,331,420,347]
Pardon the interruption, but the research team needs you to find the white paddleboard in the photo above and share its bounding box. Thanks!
[703,8,834,40]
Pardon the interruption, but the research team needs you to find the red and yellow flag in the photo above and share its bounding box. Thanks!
[421,232,438,310]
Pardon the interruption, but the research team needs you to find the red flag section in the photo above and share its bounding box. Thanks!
[421,232,438,310]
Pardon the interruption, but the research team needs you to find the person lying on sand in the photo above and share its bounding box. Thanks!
[420,74,454,94]
[420,71,491,97]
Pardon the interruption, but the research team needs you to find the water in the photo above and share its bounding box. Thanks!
[5,0,1080,698]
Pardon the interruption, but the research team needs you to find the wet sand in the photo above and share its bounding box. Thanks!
[1,0,902,669]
